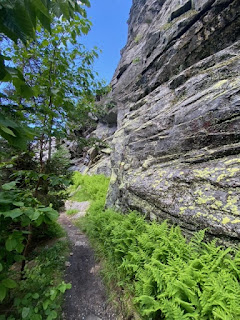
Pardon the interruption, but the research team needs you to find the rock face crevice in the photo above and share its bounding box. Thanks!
[106,0,240,240]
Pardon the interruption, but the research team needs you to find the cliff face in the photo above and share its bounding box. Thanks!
[106,0,240,240]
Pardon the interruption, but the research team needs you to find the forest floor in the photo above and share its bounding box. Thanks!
[58,200,117,320]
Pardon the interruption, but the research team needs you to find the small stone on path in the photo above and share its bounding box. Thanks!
[86,315,102,320]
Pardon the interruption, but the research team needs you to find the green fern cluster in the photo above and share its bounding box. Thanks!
[74,174,240,320]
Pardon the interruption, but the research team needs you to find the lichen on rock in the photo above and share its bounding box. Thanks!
[105,0,240,241]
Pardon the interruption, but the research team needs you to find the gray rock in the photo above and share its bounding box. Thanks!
[85,315,101,320]
[88,147,99,162]
[106,0,240,241]
[88,156,112,177]
[91,122,116,141]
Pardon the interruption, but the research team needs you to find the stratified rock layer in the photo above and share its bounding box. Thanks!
[106,0,240,240]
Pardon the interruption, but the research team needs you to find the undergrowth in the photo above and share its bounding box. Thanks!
[66,209,79,216]
[70,173,109,214]
[1,228,70,320]
[73,172,240,320]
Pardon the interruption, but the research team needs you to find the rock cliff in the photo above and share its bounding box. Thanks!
[106,0,240,241]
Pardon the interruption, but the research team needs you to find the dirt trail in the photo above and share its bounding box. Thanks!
[58,201,117,320]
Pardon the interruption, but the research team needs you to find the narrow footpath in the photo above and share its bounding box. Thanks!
[58,201,117,320]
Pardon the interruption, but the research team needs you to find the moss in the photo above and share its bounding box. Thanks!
[160,22,172,31]
[142,157,154,169]
[196,195,215,205]
[204,56,239,74]
[223,196,239,216]
[179,207,187,215]
[232,219,240,224]
[210,200,223,210]
[194,189,203,196]
[188,206,195,210]
[193,167,218,179]
[217,167,240,182]
[227,167,240,176]
[210,78,240,101]
[231,206,239,216]
[212,79,228,89]
[160,10,197,31]
[225,158,240,165]
[134,34,142,44]
[132,57,140,64]
[158,170,166,177]
[222,217,231,224]
[216,174,227,182]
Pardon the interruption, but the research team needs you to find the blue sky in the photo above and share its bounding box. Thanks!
[82,0,132,84]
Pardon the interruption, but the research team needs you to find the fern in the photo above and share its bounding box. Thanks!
[134,295,162,318]
[73,174,240,320]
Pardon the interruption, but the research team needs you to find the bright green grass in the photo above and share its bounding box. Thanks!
[70,172,109,213]
[66,209,79,216]
[73,173,240,320]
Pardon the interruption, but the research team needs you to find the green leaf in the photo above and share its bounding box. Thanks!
[32,314,42,320]
[0,285,7,302]
[0,126,16,137]
[32,293,40,299]
[65,283,72,290]
[15,242,24,253]
[20,84,34,99]
[1,279,17,289]
[22,307,30,319]
[2,181,17,190]
[14,254,24,262]
[28,210,40,221]
[42,39,49,47]
[81,0,91,7]
[58,282,71,293]
[32,0,50,17]
[49,311,57,319]
[4,209,23,219]
[13,202,24,207]
[0,264,3,272]
[5,238,17,251]
[43,299,50,311]
[49,289,57,301]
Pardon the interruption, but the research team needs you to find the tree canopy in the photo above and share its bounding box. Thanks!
[0,0,97,148]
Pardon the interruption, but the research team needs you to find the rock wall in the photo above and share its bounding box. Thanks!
[106,0,240,240]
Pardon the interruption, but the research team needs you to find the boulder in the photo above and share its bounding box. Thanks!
[106,0,240,241]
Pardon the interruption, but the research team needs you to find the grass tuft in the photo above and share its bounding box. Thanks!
[66,209,79,216]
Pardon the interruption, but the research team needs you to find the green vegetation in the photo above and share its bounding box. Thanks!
[0,0,93,147]
[133,57,141,64]
[71,172,110,209]
[66,209,79,216]
[0,238,70,320]
[0,1,105,316]
[134,35,142,44]
[73,174,240,320]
